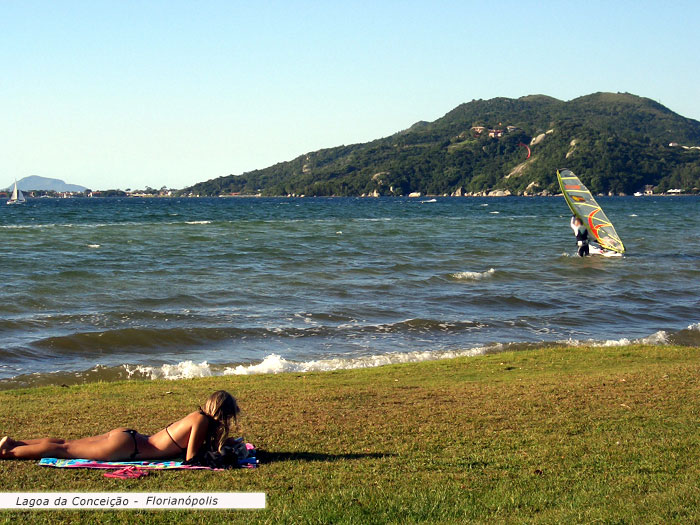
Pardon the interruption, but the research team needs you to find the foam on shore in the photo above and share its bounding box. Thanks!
[597,330,670,347]
[121,346,493,381]
[226,346,491,375]
[125,360,214,380]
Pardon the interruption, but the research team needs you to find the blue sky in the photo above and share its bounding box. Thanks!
[2,1,699,189]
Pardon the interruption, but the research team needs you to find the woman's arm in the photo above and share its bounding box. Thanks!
[570,216,578,235]
[185,416,209,462]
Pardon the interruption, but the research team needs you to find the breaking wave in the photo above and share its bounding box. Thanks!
[126,360,214,380]
[114,346,494,381]
[450,268,496,281]
[597,330,670,346]
[226,346,489,375]
[25,318,489,356]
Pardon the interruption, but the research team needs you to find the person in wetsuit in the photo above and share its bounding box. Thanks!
[0,390,240,462]
[571,216,589,257]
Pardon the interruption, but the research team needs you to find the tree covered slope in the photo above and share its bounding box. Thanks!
[184,92,700,196]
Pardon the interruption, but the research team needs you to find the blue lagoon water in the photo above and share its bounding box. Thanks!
[1,196,699,388]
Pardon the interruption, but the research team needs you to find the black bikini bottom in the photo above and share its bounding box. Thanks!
[123,429,139,459]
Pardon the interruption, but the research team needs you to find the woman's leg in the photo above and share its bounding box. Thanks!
[2,429,135,461]
[0,429,118,453]
[59,430,115,447]
[7,438,66,446]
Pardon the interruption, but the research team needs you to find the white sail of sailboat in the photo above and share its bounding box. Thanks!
[6,181,26,205]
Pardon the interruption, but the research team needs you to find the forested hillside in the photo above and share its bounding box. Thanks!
[184,92,700,196]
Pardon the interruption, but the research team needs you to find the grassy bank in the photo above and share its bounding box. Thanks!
[1,344,699,523]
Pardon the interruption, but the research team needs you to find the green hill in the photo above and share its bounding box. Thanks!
[184,92,700,197]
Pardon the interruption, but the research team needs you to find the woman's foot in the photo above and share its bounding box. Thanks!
[0,436,10,457]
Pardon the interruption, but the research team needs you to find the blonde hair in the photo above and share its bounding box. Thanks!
[200,390,241,452]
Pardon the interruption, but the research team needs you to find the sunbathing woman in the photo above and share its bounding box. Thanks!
[0,390,239,462]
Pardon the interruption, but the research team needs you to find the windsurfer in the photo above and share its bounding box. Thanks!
[570,216,589,257]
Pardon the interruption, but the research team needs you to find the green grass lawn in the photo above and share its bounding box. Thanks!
[1,344,699,523]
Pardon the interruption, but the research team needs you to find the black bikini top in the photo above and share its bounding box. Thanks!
[165,409,219,455]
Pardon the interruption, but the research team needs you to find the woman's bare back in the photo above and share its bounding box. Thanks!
[144,411,210,461]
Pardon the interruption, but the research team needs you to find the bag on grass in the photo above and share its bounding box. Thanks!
[185,437,258,469]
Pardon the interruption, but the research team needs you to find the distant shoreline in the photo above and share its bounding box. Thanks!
[204,192,700,199]
[6,193,696,199]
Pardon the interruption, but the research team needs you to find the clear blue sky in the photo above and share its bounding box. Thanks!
[2,1,699,190]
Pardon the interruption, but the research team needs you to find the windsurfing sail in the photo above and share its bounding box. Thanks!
[556,169,625,253]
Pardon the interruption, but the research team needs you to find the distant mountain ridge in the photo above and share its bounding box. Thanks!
[184,92,700,196]
[6,176,87,193]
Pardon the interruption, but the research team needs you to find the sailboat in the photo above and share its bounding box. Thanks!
[6,181,26,205]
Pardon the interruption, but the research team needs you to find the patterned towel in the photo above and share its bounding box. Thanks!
[38,458,217,470]
[38,440,258,471]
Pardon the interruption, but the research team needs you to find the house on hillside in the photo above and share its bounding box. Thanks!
[471,126,486,135]
[506,125,519,133]
[488,129,504,138]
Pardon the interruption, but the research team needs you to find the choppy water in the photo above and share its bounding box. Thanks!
[1,196,699,389]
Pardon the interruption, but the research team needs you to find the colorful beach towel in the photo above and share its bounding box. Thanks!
[39,458,218,470]
[39,441,258,472]
[39,455,258,470]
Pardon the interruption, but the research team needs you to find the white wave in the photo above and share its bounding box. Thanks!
[2,219,216,230]
[421,199,437,203]
[225,346,490,376]
[687,322,700,331]
[87,244,101,248]
[125,360,213,380]
[489,211,500,214]
[599,338,633,347]
[638,330,670,345]
[0,223,61,229]
[451,268,496,281]
[480,203,489,206]
[629,214,638,217]
[580,330,670,347]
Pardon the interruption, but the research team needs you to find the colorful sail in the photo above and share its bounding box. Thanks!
[556,169,625,253]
